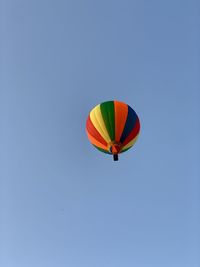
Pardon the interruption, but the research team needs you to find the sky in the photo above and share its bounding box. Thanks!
[0,0,200,266]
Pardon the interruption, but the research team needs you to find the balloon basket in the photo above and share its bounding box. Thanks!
[113,154,118,161]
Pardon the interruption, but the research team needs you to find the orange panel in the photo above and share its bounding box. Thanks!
[114,101,128,142]
[87,132,108,151]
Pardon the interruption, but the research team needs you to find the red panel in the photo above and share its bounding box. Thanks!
[86,116,108,146]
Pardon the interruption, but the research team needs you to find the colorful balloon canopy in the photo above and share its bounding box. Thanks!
[86,100,140,161]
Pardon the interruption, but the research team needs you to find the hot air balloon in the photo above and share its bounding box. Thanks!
[86,100,140,161]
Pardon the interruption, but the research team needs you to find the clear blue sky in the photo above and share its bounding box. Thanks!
[1,0,199,266]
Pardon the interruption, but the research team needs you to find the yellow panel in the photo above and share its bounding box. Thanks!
[122,134,139,151]
[90,105,111,143]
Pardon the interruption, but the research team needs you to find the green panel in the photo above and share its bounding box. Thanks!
[120,146,132,153]
[93,145,111,154]
[100,101,115,141]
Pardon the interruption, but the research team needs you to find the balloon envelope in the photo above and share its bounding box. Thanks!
[86,100,140,160]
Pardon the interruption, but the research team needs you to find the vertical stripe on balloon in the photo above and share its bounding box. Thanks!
[120,106,138,144]
[121,135,139,151]
[86,116,108,146]
[114,101,128,142]
[90,104,111,143]
[122,118,140,147]
[87,132,108,151]
[100,101,115,141]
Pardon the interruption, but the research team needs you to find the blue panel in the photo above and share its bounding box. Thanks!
[120,106,138,143]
